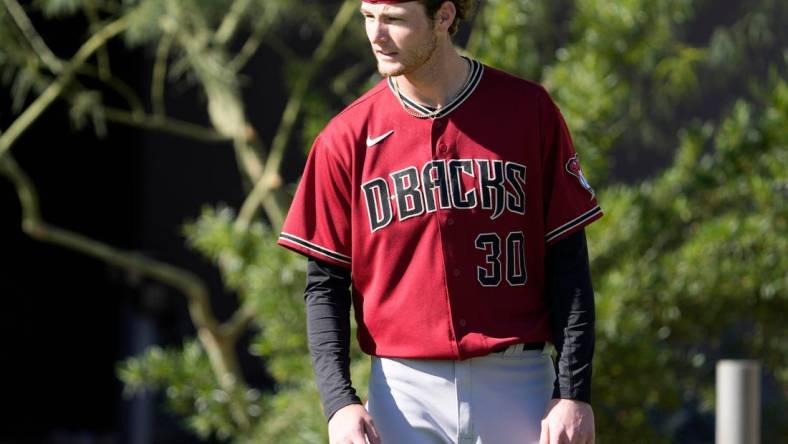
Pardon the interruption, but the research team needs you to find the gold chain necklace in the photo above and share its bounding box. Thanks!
[392,57,472,120]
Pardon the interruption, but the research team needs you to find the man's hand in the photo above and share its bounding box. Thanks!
[328,403,382,444]
[539,399,595,444]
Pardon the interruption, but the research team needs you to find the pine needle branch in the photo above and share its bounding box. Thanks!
[0,14,132,160]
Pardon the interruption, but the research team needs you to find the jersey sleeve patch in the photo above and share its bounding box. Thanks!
[565,155,595,199]
[278,232,352,267]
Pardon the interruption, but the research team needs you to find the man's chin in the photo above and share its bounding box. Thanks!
[377,61,407,78]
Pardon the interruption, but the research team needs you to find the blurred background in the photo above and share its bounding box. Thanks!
[0,0,785,442]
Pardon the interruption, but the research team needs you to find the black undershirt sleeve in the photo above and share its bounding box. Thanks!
[304,258,360,421]
[545,229,596,404]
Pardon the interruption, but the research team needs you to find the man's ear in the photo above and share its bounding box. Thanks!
[435,1,456,33]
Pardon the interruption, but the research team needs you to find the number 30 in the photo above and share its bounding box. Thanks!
[474,232,527,287]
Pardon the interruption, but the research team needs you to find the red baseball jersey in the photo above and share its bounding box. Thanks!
[278,59,602,360]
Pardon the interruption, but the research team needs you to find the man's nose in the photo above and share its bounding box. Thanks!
[369,20,388,44]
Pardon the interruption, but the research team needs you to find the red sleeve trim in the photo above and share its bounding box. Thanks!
[278,232,352,268]
[545,206,603,245]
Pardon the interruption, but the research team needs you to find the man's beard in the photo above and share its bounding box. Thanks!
[377,34,438,78]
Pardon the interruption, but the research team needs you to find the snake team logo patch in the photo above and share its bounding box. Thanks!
[566,155,595,199]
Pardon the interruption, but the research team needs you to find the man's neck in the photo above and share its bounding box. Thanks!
[394,43,468,109]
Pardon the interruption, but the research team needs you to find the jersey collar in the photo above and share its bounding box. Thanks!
[387,57,484,119]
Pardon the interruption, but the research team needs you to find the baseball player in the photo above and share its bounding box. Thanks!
[278,1,601,443]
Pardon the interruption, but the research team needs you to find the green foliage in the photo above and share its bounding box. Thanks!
[184,206,314,383]
[471,0,787,189]
[120,0,284,55]
[468,0,571,82]
[34,0,84,18]
[118,341,262,440]
[246,355,371,444]
[122,0,168,47]
[589,77,788,441]
[182,206,371,442]
[69,90,107,136]
[0,9,49,114]
[301,89,336,153]
[470,0,787,440]
[544,0,700,182]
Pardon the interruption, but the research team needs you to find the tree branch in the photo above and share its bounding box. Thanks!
[214,0,252,46]
[0,154,40,228]
[235,0,358,232]
[232,137,264,183]
[266,0,358,185]
[104,107,231,142]
[265,32,305,65]
[152,32,174,117]
[0,153,249,429]
[77,65,145,116]
[0,14,132,160]
[0,156,215,329]
[221,304,258,342]
[228,13,271,72]
[2,0,64,73]
[171,21,266,186]
[83,0,111,79]
[331,61,368,101]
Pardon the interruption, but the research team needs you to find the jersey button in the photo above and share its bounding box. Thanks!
[438,144,448,153]
[452,268,461,277]
[447,217,455,226]
[458,318,467,327]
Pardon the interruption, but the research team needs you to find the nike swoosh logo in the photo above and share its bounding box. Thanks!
[366,130,395,147]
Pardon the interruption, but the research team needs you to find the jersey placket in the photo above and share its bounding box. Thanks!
[431,116,463,358]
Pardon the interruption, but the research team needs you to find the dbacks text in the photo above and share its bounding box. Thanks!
[362,159,526,233]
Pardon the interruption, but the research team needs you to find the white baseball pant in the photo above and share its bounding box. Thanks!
[366,344,555,444]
